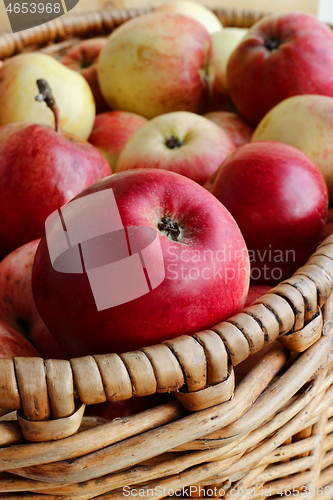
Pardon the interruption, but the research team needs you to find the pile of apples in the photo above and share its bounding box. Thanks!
[1,1,333,417]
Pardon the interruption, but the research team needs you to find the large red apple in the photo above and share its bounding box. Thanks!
[97,13,215,118]
[88,111,147,172]
[0,319,40,358]
[0,122,111,260]
[203,111,254,147]
[61,38,109,114]
[210,141,328,284]
[116,112,236,186]
[32,169,250,357]
[0,240,68,359]
[227,12,333,125]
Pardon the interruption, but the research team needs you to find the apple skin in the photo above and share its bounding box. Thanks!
[209,28,247,109]
[88,111,148,172]
[0,53,96,140]
[227,12,333,125]
[252,95,333,202]
[154,1,223,35]
[0,240,68,360]
[0,319,40,358]
[32,169,250,357]
[115,112,236,186]
[204,111,254,147]
[61,38,109,115]
[97,13,215,119]
[0,122,111,260]
[210,141,328,284]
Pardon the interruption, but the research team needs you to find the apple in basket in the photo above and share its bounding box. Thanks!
[88,111,148,172]
[252,95,333,202]
[0,319,40,358]
[210,141,328,284]
[203,111,254,147]
[0,80,111,260]
[115,111,236,186]
[97,12,215,118]
[61,37,109,114]
[32,169,250,357]
[227,12,333,125]
[0,52,96,139]
[0,240,68,360]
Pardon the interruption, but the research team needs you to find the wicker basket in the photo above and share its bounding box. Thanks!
[1,6,333,499]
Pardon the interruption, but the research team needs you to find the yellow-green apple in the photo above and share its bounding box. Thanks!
[116,112,236,185]
[154,1,222,35]
[0,319,40,358]
[210,141,328,284]
[32,169,250,357]
[227,12,333,125]
[61,38,109,114]
[209,28,247,109]
[0,53,95,139]
[252,95,333,201]
[97,12,215,119]
[88,111,147,172]
[204,111,254,146]
[0,121,111,260]
[0,240,68,359]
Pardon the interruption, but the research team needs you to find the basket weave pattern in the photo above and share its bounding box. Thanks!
[0,7,333,498]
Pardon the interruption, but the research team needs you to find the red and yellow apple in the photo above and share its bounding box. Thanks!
[116,111,236,185]
[0,53,96,139]
[0,122,111,260]
[227,12,333,125]
[32,169,250,357]
[0,319,40,359]
[204,111,254,147]
[61,37,109,114]
[97,12,215,118]
[252,94,333,201]
[88,111,147,172]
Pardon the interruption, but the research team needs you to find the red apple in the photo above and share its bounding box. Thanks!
[0,319,40,358]
[61,38,109,114]
[97,13,215,118]
[32,169,250,357]
[227,12,333,125]
[0,122,111,260]
[210,141,328,284]
[0,240,68,359]
[88,111,147,172]
[321,207,333,242]
[116,112,236,186]
[203,111,254,147]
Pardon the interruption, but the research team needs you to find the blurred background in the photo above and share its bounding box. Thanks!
[0,0,332,34]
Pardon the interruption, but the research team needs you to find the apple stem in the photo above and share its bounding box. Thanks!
[158,216,181,241]
[35,79,60,133]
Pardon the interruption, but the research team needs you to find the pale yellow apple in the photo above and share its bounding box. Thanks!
[155,0,223,35]
[252,94,333,200]
[212,28,248,98]
[0,53,95,140]
[98,13,215,119]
